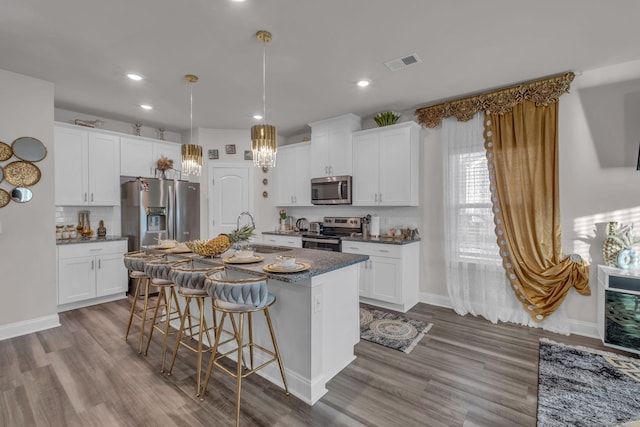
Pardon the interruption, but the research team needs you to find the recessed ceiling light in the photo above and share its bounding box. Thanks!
[140,104,153,110]
[357,80,370,88]
[231,0,246,2]
[253,114,263,120]
[127,73,143,81]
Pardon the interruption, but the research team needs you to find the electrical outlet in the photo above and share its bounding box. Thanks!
[313,294,321,312]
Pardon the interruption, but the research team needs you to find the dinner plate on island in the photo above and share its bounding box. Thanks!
[263,262,310,273]
[223,255,265,264]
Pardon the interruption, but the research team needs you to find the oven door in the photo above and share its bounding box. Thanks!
[302,236,341,252]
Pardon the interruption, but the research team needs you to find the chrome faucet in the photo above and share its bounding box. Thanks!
[236,211,256,230]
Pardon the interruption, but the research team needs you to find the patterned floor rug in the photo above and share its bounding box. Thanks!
[359,306,432,353]
[537,338,640,427]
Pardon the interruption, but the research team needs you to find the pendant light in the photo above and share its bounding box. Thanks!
[182,74,203,176]
[251,30,277,168]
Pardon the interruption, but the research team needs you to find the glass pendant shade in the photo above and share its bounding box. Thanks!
[251,123,277,167]
[181,143,202,176]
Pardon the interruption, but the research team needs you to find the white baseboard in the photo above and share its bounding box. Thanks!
[0,314,60,341]
[419,292,599,339]
[57,293,127,312]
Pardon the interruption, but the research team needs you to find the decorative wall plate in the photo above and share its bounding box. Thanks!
[0,189,9,208]
[4,161,41,186]
[0,142,11,161]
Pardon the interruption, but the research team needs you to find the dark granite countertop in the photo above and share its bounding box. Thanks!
[262,230,420,245]
[341,235,421,245]
[56,236,128,245]
[147,244,368,284]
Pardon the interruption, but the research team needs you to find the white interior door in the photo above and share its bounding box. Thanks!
[209,164,253,238]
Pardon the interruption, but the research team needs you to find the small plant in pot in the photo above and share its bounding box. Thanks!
[374,111,400,127]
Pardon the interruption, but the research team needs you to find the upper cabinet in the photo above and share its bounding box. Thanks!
[352,121,420,206]
[54,124,120,206]
[309,114,361,178]
[121,137,182,178]
[275,142,311,207]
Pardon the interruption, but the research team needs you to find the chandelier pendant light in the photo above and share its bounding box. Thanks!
[182,74,203,176]
[251,30,277,168]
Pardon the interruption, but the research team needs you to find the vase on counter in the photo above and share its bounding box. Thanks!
[97,220,107,238]
[280,219,286,232]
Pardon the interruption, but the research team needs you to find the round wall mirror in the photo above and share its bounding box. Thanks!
[11,137,47,162]
[11,187,32,203]
[0,165,3,183]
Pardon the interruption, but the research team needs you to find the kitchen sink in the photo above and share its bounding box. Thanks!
[252,245,294,254]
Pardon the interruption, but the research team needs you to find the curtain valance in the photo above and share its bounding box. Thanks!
[415,72,575,128]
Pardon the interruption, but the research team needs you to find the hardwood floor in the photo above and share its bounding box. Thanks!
[0,298,629,427]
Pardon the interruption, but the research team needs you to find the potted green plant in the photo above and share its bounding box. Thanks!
[374,111,400,127]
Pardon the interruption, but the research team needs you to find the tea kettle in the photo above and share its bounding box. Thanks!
[296,217,309,232]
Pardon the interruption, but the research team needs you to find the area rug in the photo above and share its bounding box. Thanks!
[359,306,432,353]
[537,338,640,427]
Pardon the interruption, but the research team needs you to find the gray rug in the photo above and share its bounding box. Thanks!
[537,338,640,427]
[359,306,432,353]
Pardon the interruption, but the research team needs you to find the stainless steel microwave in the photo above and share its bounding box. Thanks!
[311,176,352,205]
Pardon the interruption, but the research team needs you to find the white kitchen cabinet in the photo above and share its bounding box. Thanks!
[121,136,182,178]
[275,142,311,206]
[262,234,302,248]
[54,124,120,206]
[309,114,361,178]
[342,240,419,312]
[352,121,420,206]
[57,240,128,310]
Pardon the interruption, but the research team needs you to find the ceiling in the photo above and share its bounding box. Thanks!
[3,0,640,137]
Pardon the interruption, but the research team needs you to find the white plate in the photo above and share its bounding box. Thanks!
[263,262,310,273]
[223,255,265,264]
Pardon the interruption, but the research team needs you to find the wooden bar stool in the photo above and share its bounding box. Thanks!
[143,258,190,372]
[168,265,238,396]
[123,251,165,353]
[201,269,289,426]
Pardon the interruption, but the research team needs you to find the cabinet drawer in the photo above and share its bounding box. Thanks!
[262,234,302,248]
[58,241,127,259]
[342,242,402,258]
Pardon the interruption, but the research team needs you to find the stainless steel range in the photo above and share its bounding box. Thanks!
[301,216,363,252]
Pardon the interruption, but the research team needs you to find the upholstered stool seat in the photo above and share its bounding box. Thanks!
[167,265,225,396]
[143,258,190,372]
[201,269,289,426]
[123,251,165,353]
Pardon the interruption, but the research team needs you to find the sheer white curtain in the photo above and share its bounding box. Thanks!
[442,114,569,334]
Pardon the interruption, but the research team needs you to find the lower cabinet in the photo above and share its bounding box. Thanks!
[57,240,128,310]
[261,234,302,248]
[342,241,419,312]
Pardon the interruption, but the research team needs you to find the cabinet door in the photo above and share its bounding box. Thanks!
[121,137,153,177]
[88,132,120,205]
[352,133,380,206]
[369,255,403,303]
[379,127,412,206]
[54,126,88,205]
[309,129,330,178]
[275,147,296,206]
[58,255,96,304]
[96,252,128,296]
[326,126,353,176]
[293,144,311,205]
[358,260,372,297]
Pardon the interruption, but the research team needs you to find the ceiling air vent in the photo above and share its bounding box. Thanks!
[384,54,422,72]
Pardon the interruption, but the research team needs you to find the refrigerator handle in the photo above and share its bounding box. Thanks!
[168,183,175,240]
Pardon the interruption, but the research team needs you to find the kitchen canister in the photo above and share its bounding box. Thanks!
[370,215,380,237]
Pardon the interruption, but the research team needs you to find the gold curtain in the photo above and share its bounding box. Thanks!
[484,101,590,322]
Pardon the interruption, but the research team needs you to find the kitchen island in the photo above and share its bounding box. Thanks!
[149,245,368,405]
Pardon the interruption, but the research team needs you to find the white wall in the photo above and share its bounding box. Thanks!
[0,69,58,332]
[55,108,182,143]
[418,59,640,328]
[190,128,278,238]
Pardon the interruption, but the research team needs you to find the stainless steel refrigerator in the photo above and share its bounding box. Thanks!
[121,178,200,252]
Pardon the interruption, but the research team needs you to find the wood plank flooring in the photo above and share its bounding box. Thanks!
[0,298,631,426]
